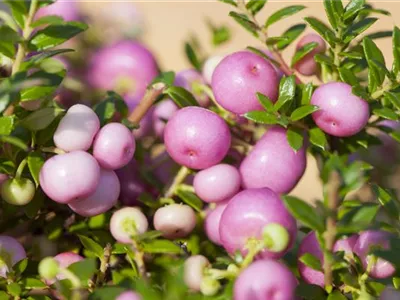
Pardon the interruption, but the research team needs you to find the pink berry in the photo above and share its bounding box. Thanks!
[40,151,100,204]
[93,122,136,170]
[35,0,80,22]
[117,291,142,300]
[153,204,197,239]
[184,255,210,291]
[175,69,209,107]
[53,104,100,152]
[294,34,326,76]
[68,168,120,217]
[202,55,225,84]
[0,173,8,185]
[194,164,240,203]
[311,82,370,137]
[48,252,83,284]
[0,236,26,278]
[204,200,229,245]
[353,230,395,279]
[116,160,147,206]
[219,188,297,259]
[234,259,297,300]
[164,107,231,170]
[240,126,306,194]
[110,207,148,244]
[211,51,279,115]
[152,99,178,139]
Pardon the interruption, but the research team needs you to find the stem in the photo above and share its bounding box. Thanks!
[164,166,190,198]
[15,158,27,179]
[206,268,237,280]
[96,244,112,286]
[232,136,253,151]
[240,239,265,270]
[323,171,341,291]
[371,81,393,100]
[128,82,166,124]
[131,240,146,278]
[40,147,66,155]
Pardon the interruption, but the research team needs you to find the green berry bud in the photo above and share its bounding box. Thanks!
[262,223,290,253]
[38,257,59,280]
[200,277,221,296]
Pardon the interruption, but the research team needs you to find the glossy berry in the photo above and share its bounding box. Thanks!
[164,107,231,170]
[47,252,83,284]
[184,255,210,292]
[311,82,370,137]
[202,55,225,84]
[0,173,7,185]
[110,207,148,243]
[38,257,59,280]
[116,159,147,206]
[68,168,120,217]
[153,204,197,239]
[204,200,229,245]
[240,126,306,194]
[353,230,395,279]
[35,0,80,22]
[1,178,35,206]
[294,34,326,76]
[219,188,296,259]
[0,236,26,278]
[116,291,142,300]
[53,104,100,152]
[40,151,100,204]
[175,69,209,107]
[152,99,178,139]
[194,164,240,203]
[93,122,136,170]
[234,259,297,300]
[212,51,279,114]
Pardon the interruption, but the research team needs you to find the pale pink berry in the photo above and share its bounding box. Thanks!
[0,236,26,278]
[184,255,210,291]
[110,207,148,244]
[47,252,83,285]
[294,34,326,76]
[204,201,229,245]
[202,55,225,84]
[152,99,178,139]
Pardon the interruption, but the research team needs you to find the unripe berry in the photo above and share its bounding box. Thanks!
[110,207,148,243]
[40,151,100,204]
[93,122,136,170]
[194,164,240,203]
[47,252,83,285]
[1,178,35,206]
[115,160,147,206]
[175,69,209,107]
[53,104,100,152]
[240,126,306,194]
[294,34,326,76]
[212,51,279,115]
[234,259,297,300]
[202,55,225,84]
[311,82,370,137]
[184,255,210,291]
[116,290,142,300]
[353,230,395,279]
[68,168,120,217]
[0,236,26,278]
[152,99,178,139]
[262,223,290,253]
[35,0,80,22]
[200,277,221,296]
[204,201,229,245]
[164,107,231,170]
[219,188,296,259]
[153,204,197,239]
[38,257,59,280]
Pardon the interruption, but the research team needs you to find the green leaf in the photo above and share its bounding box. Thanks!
[136,230,163,242]
[13,258,28,276]
[283,196,325,232]
[339,51,363,60]
[28,152,45,187]
[339,203,380,228]
[299,253,323,271]
[218,0,237,7]
[301,83,314,105]
[384,92,400,110]
[93,91,128,126]
[363,37,386,93]
[393,26,400,75]
[29,21,88,51]
[256,92,274,111]
[0,116,15,135]
[21,49,74,71]
[78,235,104,258]
[274,76,296,111]
[266,36,290,46]
[151,71,175,87]
[24,188,45,218]
[287,127,304,151]
[344,18,377,43]
[339,67,360,86]
[327,290,347,300]
[246,46,279,66]
[4,0,27,28]
[88,287,127,300]
[367,30,393,40]
[324,0,343,30]
[0,25,22,58]
[184,42,201,71]
[7,283,21,296]
[211,25,231,46]
[68,258,97,285]
[305,17,337,47]
[229,12,258,37]
[290,105,319,121]
[176,189,203,212]
[344,0,366,20]
[314,54,334,66]
[0,135,28,151]
[295,283,327,300]
[244,111,278,125]
[20,277,46,289]
[20,107,64,131]
[246,0,267,16]
[291,42,318,67]
[265,5,306,28]
[276,24,307,50]
[31,15,64,28]
[141,240,182,254]
[373,107,398,120]
[372,184,399,220]
[164,86,199,108]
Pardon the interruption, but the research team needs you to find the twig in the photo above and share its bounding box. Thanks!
[131,240,146,278]
[95,244,112,286]
[164,166,191,198]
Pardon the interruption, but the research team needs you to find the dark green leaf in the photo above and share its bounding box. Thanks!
[290,105,319,121]
[13,258,28,276]
[344,0,365,20]
[344,18,377,43]
[24,188,44,219]
[339,203,380,228]
[301,83,314,105]
[299,253,323,271]
[256,92,274,111]
[0,25,22,58]
[287,127,304,151]
[385,92,400,111]
[274,76,296,111]
[246,0,267,16]
[324,0,343,30]
[339,51,363,60]
[0,116,15,135]
[7,283,21,296]
[363,37,385,92]
[266,36,289,46]
[291,42,318,66]
[93,91,128,126]
[89,287,127,300]
[393,26,400,75]
[229,12,258,37]
[68,258,97,285]
[372,184,399,220]
[304,17,337,47]
[20,107,64,131]
[373,107,398,120]
[339,67,360,86]
[283,196,325,232]
[20,278,46,289]
[276,24,307,50]
[0,135,28,151]
[246,46,279,67]
[367,31,393,40]
[31,15,64,28]
[265,5,306,28]
[295,283,327,300]
[244,111,278,124]
[164,86,199,108]
[327,290,347,300]
[176,189,203,212]
[28,152,45,187]
[314,54,334,66]
[184,42,201,71]
[141,239,182,254]
[78,235,104,258]
[151,71,175,87]
[21,49,74,71]
[361,8,391,17]
[218,0,237,7]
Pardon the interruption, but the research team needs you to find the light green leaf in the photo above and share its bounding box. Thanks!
[274,76,296,111]
[28,152,45,187]
[291,42,318,67]
[256,92,274,111]
[0,116,15,135]
[265,5,306,28]
[246,0,267,16]
[141,240,182,254]
[20,107,64,131]
[276,24,307,50]
[309,127,327,151]
[299,253,323,271]
[290,105,319,121]
[78,235,104,258]
[287,127,304,151]
[244,111,278,125]
[343,0,366,20]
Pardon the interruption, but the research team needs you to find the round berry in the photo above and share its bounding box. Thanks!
[164,107,231,170]
[117,291,142,300]
[38,257,59,280]
[93,122,136,170]
[0,173,8,185]
[68,168,120,217]
[219,188,296,259]
[35,0,80,22]
[40,151,100,204]
[202,55,225,84]
[240,126,306,194]
[294,34,326,76]
[212,51,279,114]
[53,104,100,152]
[1,178,35,206]
[152,99,178,139]
[194,164,240,203]
[48,252,83,285]
[110,207,148,243]
[175,69,209,107]
[116,160,147,206]
[204,200,229,245]
[311,82,370,137]
[234,259,297,300]
[153,204,197,239]
[0,236,26,278]
[184,255,210,291]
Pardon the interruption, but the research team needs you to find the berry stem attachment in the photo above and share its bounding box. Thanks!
[15,158,28,180]
[95,243,112,286]
[40,147,66,155]
[164,166,191,198]
[131,239,146,278]
[240,239,265,270]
